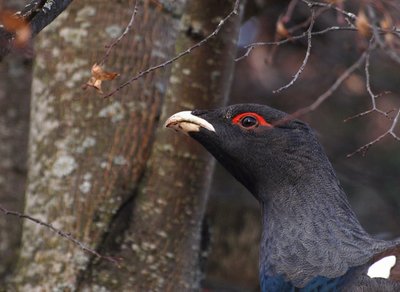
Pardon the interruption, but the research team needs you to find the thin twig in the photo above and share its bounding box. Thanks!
[390,109,400,137]
[235,46,254,62]
[364,45,384,114]
[286,6,330,35]
[297,50,367,112]
[274,47,369,127]
[366,4,400,65]
[99,0,139,66]
[301,0,357,20]
[236,0,400,62]
[235,25,357,62]
[102,0,241,98]
[347,108,400,157]
[273,9,316,94]
[0,204,122,266]
[302,0,399,37]
[344,44,393,122]
[282,0,300,23]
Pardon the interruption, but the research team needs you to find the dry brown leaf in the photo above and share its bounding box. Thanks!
[0,10,31,47]
[380,14,394,46]
[276,18,290,40]
[84,64,119,93]
[356,10,371,38]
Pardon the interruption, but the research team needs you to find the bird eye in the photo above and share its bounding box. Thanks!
[231,112,272,129]
[240,116,258,128]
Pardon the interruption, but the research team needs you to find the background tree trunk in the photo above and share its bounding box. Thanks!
[82,0,244,290]
[0,54,31,281]
[0,0,32,281]
[11,0,186,289]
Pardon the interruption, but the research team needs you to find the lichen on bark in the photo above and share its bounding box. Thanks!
[9,0,244,290]
[11,0,182,289]
[85,0,244,290]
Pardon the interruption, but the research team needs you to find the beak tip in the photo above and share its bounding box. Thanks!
[164,117,175,129]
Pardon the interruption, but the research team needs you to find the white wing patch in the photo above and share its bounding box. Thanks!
[367,255,396,279]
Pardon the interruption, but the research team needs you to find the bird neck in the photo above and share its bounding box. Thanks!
[258,165,391,287]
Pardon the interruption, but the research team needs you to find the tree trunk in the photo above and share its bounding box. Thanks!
[84,0,244,290]
[0,54,31,280]
[12,0,185,289]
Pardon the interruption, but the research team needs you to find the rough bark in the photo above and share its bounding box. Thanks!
[83,0,244,290]
[11,0,184,289]
[0,0,31,282]
[0,54,31,280]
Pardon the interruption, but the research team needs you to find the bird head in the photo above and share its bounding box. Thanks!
[165,104,328,200]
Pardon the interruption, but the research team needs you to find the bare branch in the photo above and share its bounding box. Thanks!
[20,0,48,21]
[0,204,121,266]
[273,9,316,94]
[235,46,255,62]
[0,0,73,60]
[102,0,241,98]
[99,0,139,66]
[292,45,368,116]
[301,0,357,20]
[26,0,73,36]
[344,46,393,122]
[272,44,371,128]
[236,26,357,61]
[366,4,400,65]
[237,0,400,62]
[302,0,400,39]
[286,5,330,34]
[390,109,400,137]
[347,108,400,157]
[282,0,300,23]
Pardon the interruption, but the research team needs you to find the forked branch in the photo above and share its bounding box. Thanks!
[347,108,400,157]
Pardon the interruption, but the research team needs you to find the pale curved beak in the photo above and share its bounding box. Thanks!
[164,111,215,135]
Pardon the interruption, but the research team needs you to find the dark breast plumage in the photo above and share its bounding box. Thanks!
[165,103,400,291]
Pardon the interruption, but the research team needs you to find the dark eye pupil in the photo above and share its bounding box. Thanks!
[241,116,257,127]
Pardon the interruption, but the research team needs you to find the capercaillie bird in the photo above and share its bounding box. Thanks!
[165,103,400,291]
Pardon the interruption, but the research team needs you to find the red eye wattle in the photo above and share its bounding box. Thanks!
[232,112,272,128]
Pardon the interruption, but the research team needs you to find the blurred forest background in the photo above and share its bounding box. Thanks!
[0,0,400,291]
